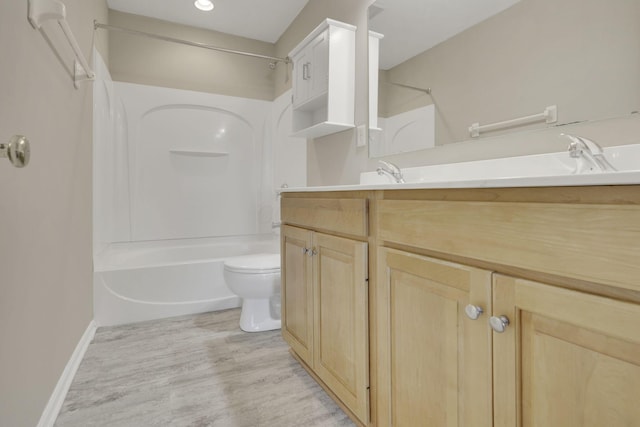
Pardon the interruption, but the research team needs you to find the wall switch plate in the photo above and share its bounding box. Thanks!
[356,124,367,148]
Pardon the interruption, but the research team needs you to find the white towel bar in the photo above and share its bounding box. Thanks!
[28,0,95,88]
[469,105,557,138]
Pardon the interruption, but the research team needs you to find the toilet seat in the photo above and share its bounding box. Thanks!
[224,253,280,274]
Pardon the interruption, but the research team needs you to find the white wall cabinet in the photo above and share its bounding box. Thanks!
[289,19,356,139]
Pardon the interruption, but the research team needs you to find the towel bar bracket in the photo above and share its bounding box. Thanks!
[28,0,95,88]
[73,60,95,89]
[27,0,65,29]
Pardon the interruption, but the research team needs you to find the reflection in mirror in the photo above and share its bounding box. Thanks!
[368,0,640,158]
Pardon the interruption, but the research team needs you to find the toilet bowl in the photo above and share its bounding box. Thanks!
[223,253,281,332]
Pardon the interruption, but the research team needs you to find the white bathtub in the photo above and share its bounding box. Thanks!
[93,234,280,326]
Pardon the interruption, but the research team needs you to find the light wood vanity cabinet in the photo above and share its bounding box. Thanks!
[492,274,640,427]
[282,187,640,426]
[281,194,370,425]
[376,248,493,427]
[375,251,640,427]
[281,225,314,366]
[374,187,640,427]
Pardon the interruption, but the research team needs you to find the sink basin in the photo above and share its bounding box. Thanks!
[361,143,640,186]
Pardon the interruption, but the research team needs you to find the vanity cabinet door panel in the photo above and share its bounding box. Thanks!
[376,248,493,427]
[313,232,369,423]
[492,274,640,427]
[281,225,314,367]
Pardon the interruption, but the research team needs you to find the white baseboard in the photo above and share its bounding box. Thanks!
[37,320,97,427]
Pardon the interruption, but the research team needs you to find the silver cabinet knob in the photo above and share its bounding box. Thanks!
[464,304,484,320]
[302,247,309,255]
[489,315,510,333]
[0,135,30,168]
[308,248,317,257]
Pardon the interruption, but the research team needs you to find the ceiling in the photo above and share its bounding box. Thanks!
[105,0,522,67]
[106,0,310,43]
[369,0,521,69]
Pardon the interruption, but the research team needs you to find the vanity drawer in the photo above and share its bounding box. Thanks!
[281,197,368,238]
[376,197,640,293]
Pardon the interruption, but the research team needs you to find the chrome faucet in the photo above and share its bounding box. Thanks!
[377,160,405,183]
[563,134,617,173]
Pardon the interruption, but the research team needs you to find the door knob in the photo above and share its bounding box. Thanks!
[464,304,484,320]
[1,135,30,168]
[489,315,510,333]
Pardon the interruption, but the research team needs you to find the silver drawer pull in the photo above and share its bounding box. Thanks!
[489,315,510,333]
[464,304,484,320]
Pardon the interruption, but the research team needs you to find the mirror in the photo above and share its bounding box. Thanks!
[368,0,640,157]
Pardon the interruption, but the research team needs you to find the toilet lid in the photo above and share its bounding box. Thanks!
[224,253,280,274]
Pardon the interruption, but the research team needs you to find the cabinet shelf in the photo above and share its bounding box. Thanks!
[294,91,328,112]
[291,121,355,139]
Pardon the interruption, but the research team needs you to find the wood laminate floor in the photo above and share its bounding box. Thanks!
[55,309,354,427]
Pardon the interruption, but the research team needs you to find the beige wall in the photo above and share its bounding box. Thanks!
[381,0,640,146]
[369,0,640,172]
[108,10,278,101]
[0,0,107,425]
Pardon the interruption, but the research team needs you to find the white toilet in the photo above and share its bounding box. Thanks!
[223,253,281,332]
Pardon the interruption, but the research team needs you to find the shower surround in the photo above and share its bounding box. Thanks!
[93,51,305,326]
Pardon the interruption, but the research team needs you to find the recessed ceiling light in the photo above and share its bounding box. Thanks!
[194,0,214,12]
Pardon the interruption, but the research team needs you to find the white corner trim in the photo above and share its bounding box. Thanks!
[37,320,97,427]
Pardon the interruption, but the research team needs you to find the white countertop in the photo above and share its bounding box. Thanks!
[280,170,640,193]
[281,145,640,193]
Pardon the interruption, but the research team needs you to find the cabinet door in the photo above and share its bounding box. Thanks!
[291,51,309,108]
[308,29,329,101]
[292,30,329,109]
[281,225,314,367]
[313,232,369,423]
[493,275,640,427]
[376,248,493,427]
